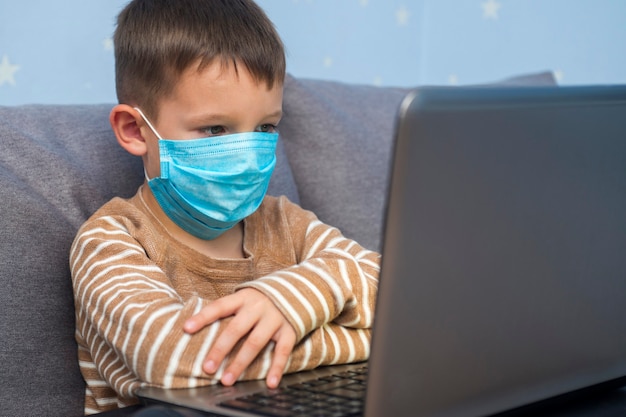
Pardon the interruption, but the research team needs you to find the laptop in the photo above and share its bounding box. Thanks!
[137,85,626,417]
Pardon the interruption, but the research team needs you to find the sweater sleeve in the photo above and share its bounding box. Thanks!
[237,197,380,346]
[71,211,303,409]
[71,214,220,399]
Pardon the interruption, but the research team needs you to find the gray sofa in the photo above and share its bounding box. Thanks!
[0,72,555,416]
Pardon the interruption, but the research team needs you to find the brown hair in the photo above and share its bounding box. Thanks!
[114,0,286,119]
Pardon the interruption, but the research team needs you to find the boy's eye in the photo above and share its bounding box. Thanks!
[201,126,226,136]
[258,124,277,133]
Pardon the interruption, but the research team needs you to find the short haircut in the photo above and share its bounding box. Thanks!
[114,0,286,119]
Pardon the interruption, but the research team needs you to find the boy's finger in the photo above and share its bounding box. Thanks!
[203,313,257,375]
[221,324,276,386]
[266,328,296,388]
[184,296,240,333]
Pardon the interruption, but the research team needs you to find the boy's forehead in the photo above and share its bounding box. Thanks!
[168,59,281,95]
[154,59,283,122]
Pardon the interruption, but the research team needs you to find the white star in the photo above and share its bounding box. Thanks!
[481,0,501,20]
[373,76,383,86]
[553,69,565,83]
[0,55,20,86]
[448,74,459,85]
[359,0,369,6]
[396,6,410,26]
[102,38,114,51]
[323,56,333,68]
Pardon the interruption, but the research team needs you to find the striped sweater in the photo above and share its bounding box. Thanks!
[70,190,380,414]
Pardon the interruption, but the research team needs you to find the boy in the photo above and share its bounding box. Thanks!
[70,0,379,414]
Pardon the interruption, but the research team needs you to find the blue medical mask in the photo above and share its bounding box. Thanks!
[135,108,278,240]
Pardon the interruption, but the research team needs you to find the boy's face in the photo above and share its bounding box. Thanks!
[141,60,284,179]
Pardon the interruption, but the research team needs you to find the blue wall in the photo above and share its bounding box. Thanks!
[1,0,624,105]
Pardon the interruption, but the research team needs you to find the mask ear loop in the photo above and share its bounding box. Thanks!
[134,107,162,182]
[134,107,164,140]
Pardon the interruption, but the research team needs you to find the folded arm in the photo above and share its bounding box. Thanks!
[238,198,380,343]
[70,199,380,403]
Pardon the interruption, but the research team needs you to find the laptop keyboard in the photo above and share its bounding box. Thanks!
[219,365,368,417]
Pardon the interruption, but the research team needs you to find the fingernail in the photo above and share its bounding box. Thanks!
[268,375,279,388]
[205,360,216,373]
[222,372,235,386]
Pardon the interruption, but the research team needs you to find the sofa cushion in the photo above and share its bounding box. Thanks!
[278,72,557,252]
[0,104,298,416]
[279,75,410,252]
[0,104,136,417]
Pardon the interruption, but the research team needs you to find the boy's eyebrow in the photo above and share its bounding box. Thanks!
[187,109,283,126]
[265,109,283,120]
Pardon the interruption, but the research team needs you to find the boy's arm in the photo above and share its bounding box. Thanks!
[237,197,380,343]
[70,215,285,399]
[71,199,379,401]
[174,196,380,388]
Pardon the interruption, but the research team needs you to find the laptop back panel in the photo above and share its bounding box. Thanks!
[366,85,626,417]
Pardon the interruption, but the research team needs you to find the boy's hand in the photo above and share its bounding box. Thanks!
[183,288,296,388]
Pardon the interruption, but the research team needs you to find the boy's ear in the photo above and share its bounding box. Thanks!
[110,104,149,156]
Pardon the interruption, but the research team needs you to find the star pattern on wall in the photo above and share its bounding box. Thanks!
[102,38,114,51]
[0,1,620,104]
[396,6,410,26]
[0,54,20,86]
[482,0,502,20]
[553,70,565,83]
